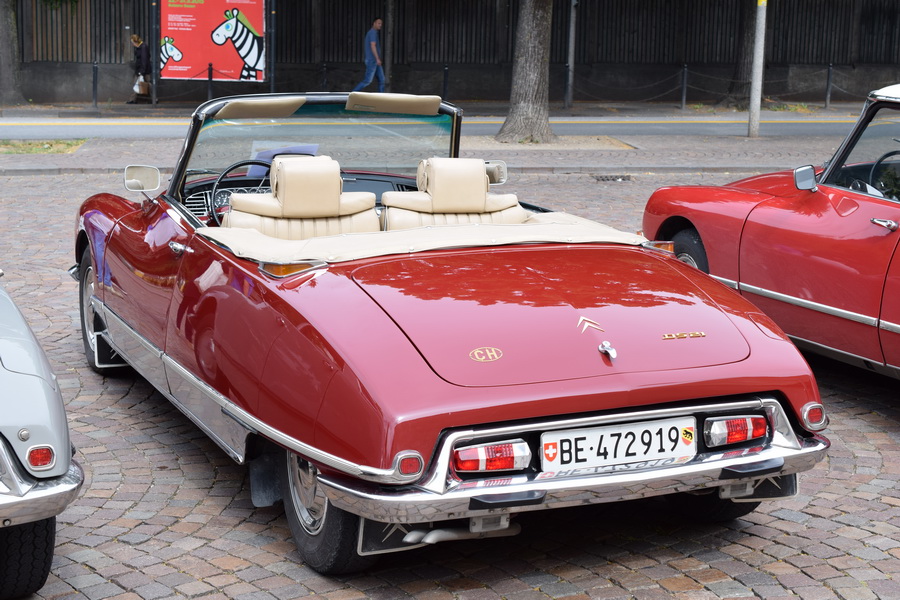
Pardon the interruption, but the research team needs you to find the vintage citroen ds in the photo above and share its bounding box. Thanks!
[73,92,829,573]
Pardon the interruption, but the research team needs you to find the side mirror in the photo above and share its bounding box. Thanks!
[124,165,161,193]
[793,165,818,192]
[485,160,508,185]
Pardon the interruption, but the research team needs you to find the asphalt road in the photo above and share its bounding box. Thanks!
[3,169,900,599]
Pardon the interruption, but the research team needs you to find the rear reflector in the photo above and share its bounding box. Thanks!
[704,416,768,448]
[453,440,531,473]
[28,446,55,469]
[801,402,828,431]
[398,455,423,475]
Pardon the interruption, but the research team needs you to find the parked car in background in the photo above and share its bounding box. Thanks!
[73,91,828,574]
[0,270,84,599]
[644,84,900,379]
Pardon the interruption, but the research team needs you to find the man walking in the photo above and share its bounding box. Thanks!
[352,18,385,92]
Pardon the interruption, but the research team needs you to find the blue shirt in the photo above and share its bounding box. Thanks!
[364,28,380,65]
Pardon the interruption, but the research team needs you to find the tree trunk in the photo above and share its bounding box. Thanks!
[721,0,755,108]
[0,0,25,106]
[495,0,556,144]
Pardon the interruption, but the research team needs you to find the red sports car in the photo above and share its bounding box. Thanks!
[73,92,828,574]
[644,84,900,379]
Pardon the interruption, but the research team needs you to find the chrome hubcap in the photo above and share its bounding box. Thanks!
[287,454,327,536]
[81,264,97,352]
[676,252,699,269]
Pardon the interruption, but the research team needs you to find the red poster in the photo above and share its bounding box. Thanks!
[160,0,266,82]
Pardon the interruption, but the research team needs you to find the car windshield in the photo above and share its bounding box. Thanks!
[826,103,900,199]
[184,100,454,187]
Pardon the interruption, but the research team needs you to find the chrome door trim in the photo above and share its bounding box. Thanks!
[738,282,878,327]
[879,320,900,334]
[712,275,738,289]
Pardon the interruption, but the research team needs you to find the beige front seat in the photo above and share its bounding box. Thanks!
[381,157,528,230]
[222,155,379,240]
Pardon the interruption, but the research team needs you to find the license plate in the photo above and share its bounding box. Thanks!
[540,416,697,471]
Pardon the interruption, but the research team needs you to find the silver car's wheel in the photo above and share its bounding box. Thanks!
[0,517,55,600]
[282,452,375,574]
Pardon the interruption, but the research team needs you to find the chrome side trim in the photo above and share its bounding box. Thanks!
[880,320,900,335]
[789,335,900,380]
[712,275,738,290]
[97,301,169,392]
[738,282,878,326]
[94,296,416,484]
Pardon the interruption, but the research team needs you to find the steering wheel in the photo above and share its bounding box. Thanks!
[209,159,272,226]
[869,150,900,192]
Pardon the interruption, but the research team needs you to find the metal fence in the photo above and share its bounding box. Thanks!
[17,0,900,67]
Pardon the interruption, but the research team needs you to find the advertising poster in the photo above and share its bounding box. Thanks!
[160,0,266,81]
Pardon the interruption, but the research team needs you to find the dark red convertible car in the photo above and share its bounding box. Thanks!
[644,84,900,379]
[73,92,828,573]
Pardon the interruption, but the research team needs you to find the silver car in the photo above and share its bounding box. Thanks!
[0,270,84,599]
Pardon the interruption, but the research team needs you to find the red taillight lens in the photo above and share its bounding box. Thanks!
[28,446,55,469]
[453,440,531,473]
[704,416,768,448]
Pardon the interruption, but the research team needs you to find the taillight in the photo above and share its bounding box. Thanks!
[453,440,531,473]
[28,446,55,469]
[704,416,768,448]
[801,402,828,431]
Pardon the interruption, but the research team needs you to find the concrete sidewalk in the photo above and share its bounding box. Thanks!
[0,99,860,176]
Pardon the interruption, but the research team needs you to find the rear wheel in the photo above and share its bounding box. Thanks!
[665,490,760,522]
[672,228,709,274]
[282,452,375,574]
[0,517,56,600]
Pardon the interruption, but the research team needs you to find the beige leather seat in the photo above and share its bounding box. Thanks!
[222,155,379,240]
[381,157,528,230]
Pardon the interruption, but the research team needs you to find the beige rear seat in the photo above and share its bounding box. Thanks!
[222,155,379,240]
[381,157,528,230]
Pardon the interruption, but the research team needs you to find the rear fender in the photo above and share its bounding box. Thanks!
[643,185,770,283]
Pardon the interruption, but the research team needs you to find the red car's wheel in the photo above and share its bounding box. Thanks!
[78,249,115,374]
[0,517,55,600]
[672,228,710,273]
[282,452,375,574]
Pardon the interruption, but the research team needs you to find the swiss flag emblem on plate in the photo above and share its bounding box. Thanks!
[543,442,558,462]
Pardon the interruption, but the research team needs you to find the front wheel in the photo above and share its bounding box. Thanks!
[665,491,760,522]
[282,452,375,574]
[672,228,709,274]
[0,517,56,600]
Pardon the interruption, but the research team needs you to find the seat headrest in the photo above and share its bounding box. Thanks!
[272,155,343,218]
[416,157,489,213]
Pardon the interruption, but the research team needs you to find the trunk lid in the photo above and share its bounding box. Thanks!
[351,246,750,387]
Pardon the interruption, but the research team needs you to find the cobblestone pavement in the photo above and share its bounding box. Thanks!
[3,167,900,600]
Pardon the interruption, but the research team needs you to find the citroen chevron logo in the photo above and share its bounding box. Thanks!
[577,316,604,333]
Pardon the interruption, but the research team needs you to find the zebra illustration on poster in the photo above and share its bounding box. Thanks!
[211,9,265,81]
[160,37,183,73]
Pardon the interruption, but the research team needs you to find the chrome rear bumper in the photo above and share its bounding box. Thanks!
[320,435,827,523]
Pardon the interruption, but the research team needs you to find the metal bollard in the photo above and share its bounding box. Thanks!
[92,61,98,108]
[208,63,213,101]
[681,64,688,110]
[825,64,833,110]
[322,63,327,91]
[443,64,449,100]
